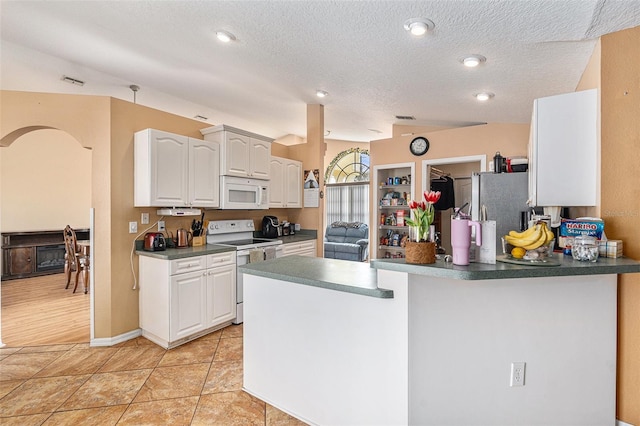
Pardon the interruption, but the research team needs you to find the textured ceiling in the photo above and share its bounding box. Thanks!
[1,0,640,141]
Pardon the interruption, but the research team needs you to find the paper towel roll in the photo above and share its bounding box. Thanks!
[544,206,562,227]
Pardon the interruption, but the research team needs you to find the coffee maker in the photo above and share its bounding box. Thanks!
[262,216,279,238]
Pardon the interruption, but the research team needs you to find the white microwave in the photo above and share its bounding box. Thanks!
[220,176,269,210]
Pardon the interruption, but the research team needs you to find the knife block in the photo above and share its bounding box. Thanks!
[192,236,205,247]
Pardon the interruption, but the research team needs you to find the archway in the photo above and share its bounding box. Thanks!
[1,127,93,346]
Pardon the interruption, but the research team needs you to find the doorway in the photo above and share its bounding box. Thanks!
[421,155,487,255]
[0,128,93,347]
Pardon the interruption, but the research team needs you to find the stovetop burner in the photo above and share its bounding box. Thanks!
[206,219,282,250]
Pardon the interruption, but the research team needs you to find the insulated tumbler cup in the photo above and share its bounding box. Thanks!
[451,217,482,266]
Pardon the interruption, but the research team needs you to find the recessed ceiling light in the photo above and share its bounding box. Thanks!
[403,18,435,37]
[461,54,487,67]
[215,30,236,43]
[474,92,495,101]
[316,90,329,98]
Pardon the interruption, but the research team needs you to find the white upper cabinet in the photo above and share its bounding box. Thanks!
[135,129,220,208]
[269,157,285,207]
[284,159,302,208]
[270,156,302,208]
[189,139,220,208]
[250,139,271,180]
[528,89,598,207]
[200,125,273,180]
[135,129,188,207]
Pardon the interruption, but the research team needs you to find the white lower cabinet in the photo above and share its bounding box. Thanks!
[205,253,236,326]
[139,251,236,349]
[280,240,317,257]
[170,270,206,341]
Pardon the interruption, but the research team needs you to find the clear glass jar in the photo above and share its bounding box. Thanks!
[571,236,599,262]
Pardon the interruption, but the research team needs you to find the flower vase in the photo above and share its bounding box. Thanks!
[406,227,436,264]
[405,241,437,264]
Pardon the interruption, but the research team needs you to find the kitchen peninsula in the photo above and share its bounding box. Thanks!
[240,255,640,426]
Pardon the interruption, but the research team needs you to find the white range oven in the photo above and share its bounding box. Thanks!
[207,219,282,324]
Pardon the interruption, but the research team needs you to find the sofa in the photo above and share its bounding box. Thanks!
[323,222,369,262]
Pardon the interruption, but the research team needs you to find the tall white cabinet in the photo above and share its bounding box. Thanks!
[528,89,598,207]
[134,129,220,208]
[200,125,272,180]
[270,156,302,208]
[139,251,236,349]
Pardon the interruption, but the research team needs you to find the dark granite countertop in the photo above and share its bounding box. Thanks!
[135,230,317,260]
[238,253,640,300]
[255,229,317,244]
[240,255,393,299]
[136,244,236,260]
[371,255,640,280]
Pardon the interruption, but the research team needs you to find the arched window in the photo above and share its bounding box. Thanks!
[324,148,370,226]
[324,148,370,183]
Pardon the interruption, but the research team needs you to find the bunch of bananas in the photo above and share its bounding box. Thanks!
[504,222,554,250]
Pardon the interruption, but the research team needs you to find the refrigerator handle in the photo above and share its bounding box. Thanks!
[470,173,480,222]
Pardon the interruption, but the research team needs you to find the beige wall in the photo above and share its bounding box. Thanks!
[601,26,640,424]
[1,129,91,232]
[369,122,530,215]
[1,90,113,337]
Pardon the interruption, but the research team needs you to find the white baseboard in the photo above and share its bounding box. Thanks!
[90,328,142,347]
[617,419,635,426]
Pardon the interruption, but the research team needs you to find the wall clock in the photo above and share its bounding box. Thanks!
[409,136,429,156]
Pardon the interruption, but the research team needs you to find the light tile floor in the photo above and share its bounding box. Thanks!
[0,324,307,425]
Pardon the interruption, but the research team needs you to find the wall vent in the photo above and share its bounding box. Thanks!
[61,75,85,86]
[395,115,416,120]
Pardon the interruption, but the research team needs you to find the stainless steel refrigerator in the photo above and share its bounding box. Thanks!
[471,172,530,253]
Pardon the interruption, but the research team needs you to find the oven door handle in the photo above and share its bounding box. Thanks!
[236,249,256,257]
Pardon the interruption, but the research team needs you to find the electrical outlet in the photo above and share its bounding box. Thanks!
[510,362,526,387]
[158,221,165,232]
[129,221,138,234]
[141,213,149,225]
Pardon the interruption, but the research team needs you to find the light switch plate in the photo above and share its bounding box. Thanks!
[129,221,138,234]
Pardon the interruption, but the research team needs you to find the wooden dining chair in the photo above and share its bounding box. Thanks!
[63,225,89,293]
